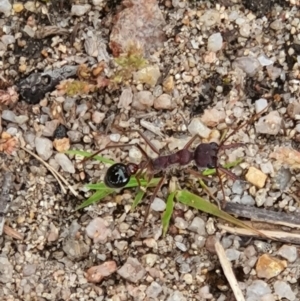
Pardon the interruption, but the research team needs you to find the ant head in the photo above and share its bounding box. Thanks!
[104,163,139,188]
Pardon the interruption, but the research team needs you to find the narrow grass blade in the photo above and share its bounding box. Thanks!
[85,182,107,190]
[85,177,162,191]
[162,192,175,236]
[132,189,146,210]
[176,189,265,237]
[66,150,115,164]
[76,189,113,210]
[202,158,243,176]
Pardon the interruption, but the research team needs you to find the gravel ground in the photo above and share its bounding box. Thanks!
[1,0,300,300]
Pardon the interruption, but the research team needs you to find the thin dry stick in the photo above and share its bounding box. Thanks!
[215,240,245,301]
[218,223,300,245]
[21,146,78,196]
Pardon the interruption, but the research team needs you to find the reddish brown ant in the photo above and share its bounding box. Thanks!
[83,105,270,235]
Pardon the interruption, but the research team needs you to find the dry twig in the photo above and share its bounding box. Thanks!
[215,240,245,301]
[21,146,78,197]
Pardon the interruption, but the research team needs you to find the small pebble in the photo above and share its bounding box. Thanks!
[166,290,187,301]
[183,273,193,284]
[255,98,268,114]
[118,87,133,109]
[240,194,255,206]
[0,257,13,283]
[67,131,83,142]
[43,120,59,137]
[188,118,211,138]
[174,217,188,230]
[110,133,120,142]
[232,180,244,195]
[142,254,158,267]
[200,9,220,27]
[274,280,296,301]
[255,111,282,135]
[55,153,75,173]
[207,32,223,52]
[256,254,287,279]
[1,35,15,45]
[85,261,117,283]
[188,217,206,236]
[92,111,105,124]
[146,281,163,298]
[270,19,283,31]
[53,124,67,139]
[71,4,91,16]
[239,23,251,37]
[154,94,173,110]
[117,257,146,283]
[225,248,241,261]
[245,167,267,189]
[200,108,226,127]
[86,217,111,243]
[277,245,297,263]
[35,137,53,161]
[287,102,300,119]
[150,197,166,211]
[23,264,37,277]
[133,65,161,87]
[163,75,174,92]
[175,241,187,252]
[258,54,273,66]
[2,110,16,122]
[13,2,23,12]
[246,280,271,299]
[233,57,261,76]
[132,91,154,110]
[260,162,274,174]
[0,0,12,16]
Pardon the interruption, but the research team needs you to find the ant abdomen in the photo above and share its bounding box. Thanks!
[104,163,139,188]
[104,163,131,188]
[194,142,219,169]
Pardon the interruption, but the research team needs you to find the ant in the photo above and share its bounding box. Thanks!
[83,105,270,236]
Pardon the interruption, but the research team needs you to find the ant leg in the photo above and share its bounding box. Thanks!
[182,134,203,150]
[219,102,272,147]
[136,175,166,238]
[218,166,239,182]
[81,143,150,164]
[113,126,160,155]
[215,166,229,208]
[219,143,244,151]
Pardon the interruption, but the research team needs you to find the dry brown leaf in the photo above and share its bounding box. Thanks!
[0,132,18,154]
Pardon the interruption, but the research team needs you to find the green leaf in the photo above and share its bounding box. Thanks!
[76,189,114,210]
[132,189,146,210]
[80,176,162,209]
[66,150,115,164]
[202,158,243,176]
[176,189,264,236]
[162,192,175,236]
[85,177,161,191]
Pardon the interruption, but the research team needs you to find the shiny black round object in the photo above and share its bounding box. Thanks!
[104,163,130,188]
